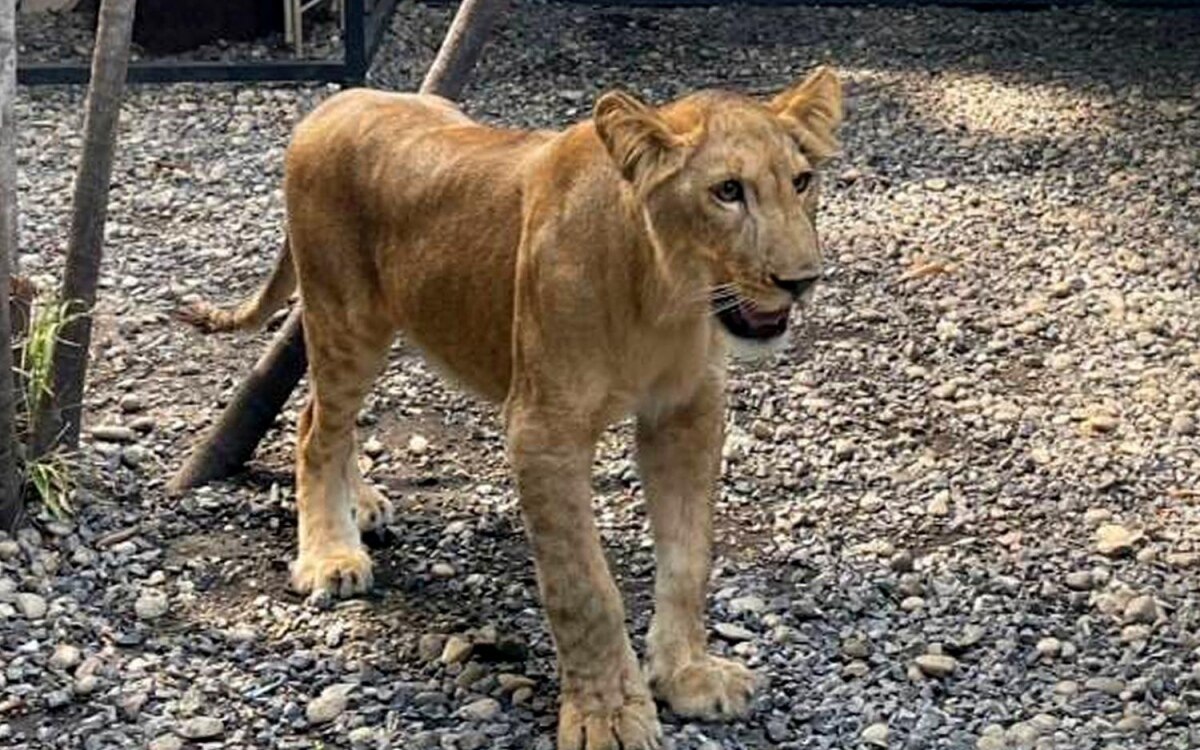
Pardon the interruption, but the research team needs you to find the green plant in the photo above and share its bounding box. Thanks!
[16,295,75,428]
[12,293,81,518]
[24,449,76,518]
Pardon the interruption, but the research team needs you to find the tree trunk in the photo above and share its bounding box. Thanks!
[34,0,136,454]
[418,0,509,100]
[0,0,22,532]
[168,0,510,494]
[0,0,13,273]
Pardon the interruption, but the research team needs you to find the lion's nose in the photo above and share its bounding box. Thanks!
[770,273,820,298]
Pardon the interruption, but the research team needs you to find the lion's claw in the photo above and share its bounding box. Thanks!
[291,546,374,600]
[558,692,661,750]
[650,654,757,720]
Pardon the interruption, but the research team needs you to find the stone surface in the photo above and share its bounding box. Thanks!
[134,591,169,620]
[1095,524,1140,557]
[457,698,501,722]
[15,593,47,619]
[862,722,889,747]
[306,683,354,724]
[177,717,224,740]
[915,654,959,678]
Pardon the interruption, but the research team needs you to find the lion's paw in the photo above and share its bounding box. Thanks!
[558,690,661,750]
[291,545,374,604]
[353,483,394,533]
[650,654,757,721]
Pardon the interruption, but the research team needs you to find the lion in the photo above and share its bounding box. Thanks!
[183,67,843,749]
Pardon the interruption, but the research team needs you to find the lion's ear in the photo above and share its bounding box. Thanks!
[770,66,844,164]
[593,90,683,184]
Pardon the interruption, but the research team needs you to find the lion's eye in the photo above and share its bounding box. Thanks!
[712,179,745,204]
[793,172,813,193]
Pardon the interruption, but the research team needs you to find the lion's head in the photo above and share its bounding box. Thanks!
[593,67,843,356]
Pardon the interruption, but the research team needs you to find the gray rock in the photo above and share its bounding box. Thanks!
[1035,637,1062,659]
[177,716,224,740]
[119,393,145,413]
[862,722,889,747]
[306,683,354,724]
[976,736,1005,750]
[349,726,382,746]
[49,644,82,670]
[900,595,926,612]
[842,635,871,659]
[713,622,755,642]
[15,592,48,619]
[1170,413,1196,436]
[497,673,536,694]
[418,633,447,662]
[149,736,183,750]
[441,635,473,665]
[1122,595,1158,624]
[1084,677,1125,696]
[1095,524,1140,557]
[457,697,501,722]
[45,689,71,709]
[90,425,137,443]
[407,434,430,454]
[1065,571,1094,591]
[512,687,533,705]
[889,549,915,573]
[915,654,958,678]
[729,595,766,615]
[134,591,169,620]
[1007,721,1039,747]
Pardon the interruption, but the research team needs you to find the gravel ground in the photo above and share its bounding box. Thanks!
[3,1,1200,748]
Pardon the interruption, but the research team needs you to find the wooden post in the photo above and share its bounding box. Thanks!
[418,0,508,99]
[34,0,136,454]
[168,0,510,493]
[0,0,22,531]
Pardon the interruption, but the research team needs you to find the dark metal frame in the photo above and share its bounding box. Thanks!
[17,0,398,86]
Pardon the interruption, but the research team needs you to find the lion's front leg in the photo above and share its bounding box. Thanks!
[507,406,661,750]
[636,375,757,721]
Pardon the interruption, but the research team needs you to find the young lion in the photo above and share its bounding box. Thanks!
[186,67,842,749]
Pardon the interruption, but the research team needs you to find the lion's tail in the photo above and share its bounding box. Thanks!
[176,238,297,334]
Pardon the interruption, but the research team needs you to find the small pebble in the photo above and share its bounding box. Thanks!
[441,635,473,665]
[458,697,501,722]
[713,622,755,642]
[306,683,354,724]
[177,716,224,740]
[915,654,958,678]
[15,593,48,620]
[862,722,889,747]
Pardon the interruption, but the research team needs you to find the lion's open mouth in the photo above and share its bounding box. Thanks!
[712,297,791,340]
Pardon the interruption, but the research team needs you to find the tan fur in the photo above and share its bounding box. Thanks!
[187,68,843,749]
